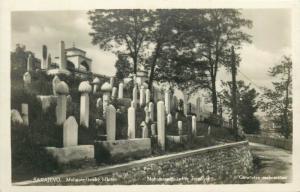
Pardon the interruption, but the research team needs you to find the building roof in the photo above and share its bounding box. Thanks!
[65,47,86,54]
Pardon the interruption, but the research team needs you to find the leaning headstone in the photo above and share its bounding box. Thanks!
[132,85,138,108]
[55,81,69,125]
[118,82,124,99]
[21,103,29,126]
[151,124,156,136]
[140,85,146,107]
[101,82,112,117]
[23,72,31,89]
[167,113,172,125]
[145,89,151,104]
[52,75,61,96]
[112,87,118,99]
[127,105,135,139]
[157,101,165,151]
[106,105,116,141]
[141,121,148,138]
[164,89,171,114]
[79,81,92,128]
[149,102,154,121]
[178,121,183,135]
[11,109,23,124]
[63,116,78,147]
[192,115,197,136]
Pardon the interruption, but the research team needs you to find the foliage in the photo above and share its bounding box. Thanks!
[260,56,292,138]
[220,80,260,134]
[115,54,132,81]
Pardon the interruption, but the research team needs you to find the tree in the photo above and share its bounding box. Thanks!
[260,56,292,138]
[220,80,260,134]
[186,10,252,115]
[114,54,132,81]
[88,10,154,74]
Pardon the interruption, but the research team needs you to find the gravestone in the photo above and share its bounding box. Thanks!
[21,103,29,126]
[110,77,114,87]
[132,86,138,108]
[183,93,188,116]
[101,82,112,117]
[178,121,183,135]
[106,105,116,141]
[167,113,172,125]
[96,98,102,109]
[141,121,148,138]
[140,85,146,107]
[151,124,156,136]
[128,105,135,139]
[92,77,101,94]
[112,87,118,99]
[118,82,124,99]
[196,97,201,121]
[79,81,92,127]
[145,89,151,104]
[144,106,150,123]
[192,115,197,136]
[11,109,23,124]
[149,102,154,121]
[157,101,165,151]
[59,41,66,69]
[27,54,33,71]
[52,75,61,96]
[55,81,69,125]
[63,116,78,147]
[164,89,171,114]
[23,72,31,89]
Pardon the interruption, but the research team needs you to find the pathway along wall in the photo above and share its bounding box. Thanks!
[246,134,292,151]
[62,141,253,185]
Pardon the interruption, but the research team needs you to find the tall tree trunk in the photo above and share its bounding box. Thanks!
[283,66,291,138]
[231,46,238,140]
[133,57,137,74]
[211,77,218,115]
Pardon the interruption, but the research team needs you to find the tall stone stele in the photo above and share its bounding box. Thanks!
[128,102,136,139]
[192,115,197,136]
[164,89,171,114]
[21,103,29,126]
[140,85,146,107]
[78,81,92,128]
[101,82,112,117]
[118,82,124,99]
[42,45,48,70]
[132,85,138,108]
[55,81,69,125]
[63,116,78,147]
[106,105,116,141]
[27,54,33,71]
[23,72,31,89]
[157,101,165,151]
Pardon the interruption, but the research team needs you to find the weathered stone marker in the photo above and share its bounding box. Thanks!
[141,121,148,138]
[101,82,112,117]
[149,102,154,121]
[196,97,201,121]
[42,45,48,70]
[183,93,188,116]
[167,113,172,125]
[112,87,118,99]
[132,85,138,108]
[140,85,146,107]
[106,105,116,141]
[145,89,151,104]
[164,89,171,114]
[192,115,197,136]
[59,41,66,69]
[21,103,29,126]
[52,75,61,96]
[178,121,183,135]
[23,72,31,89]
[118,82,124,99]
[127,103,136,139]
[151,124,156,136]
[144,106,150,123]
[96,98,102,109]
[55,81,69,125]
[79,81,92,128]
[27,54,33,71]
[208,126,211,136]
[157,101,165,151]
[110,77,114,87]
[92,77,101,94]
[63,116,78,147]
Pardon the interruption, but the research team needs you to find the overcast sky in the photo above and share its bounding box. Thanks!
[11,9,291,91]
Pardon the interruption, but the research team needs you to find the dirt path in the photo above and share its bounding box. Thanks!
[249,142,292,183]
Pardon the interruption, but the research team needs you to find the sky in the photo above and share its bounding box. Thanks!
[11,9,291,93]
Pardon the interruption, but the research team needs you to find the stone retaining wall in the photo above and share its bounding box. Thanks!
[245,134,292,151]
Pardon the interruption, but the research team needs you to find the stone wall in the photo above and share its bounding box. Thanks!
[63,141,253,185]
[246,134,292,151]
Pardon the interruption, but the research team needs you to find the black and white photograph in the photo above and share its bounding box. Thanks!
[1,1,300,191]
